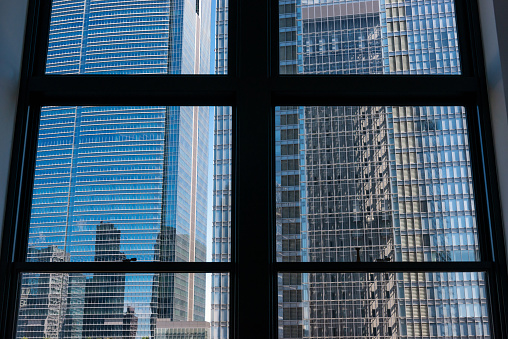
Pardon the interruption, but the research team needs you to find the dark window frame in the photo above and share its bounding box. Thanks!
[0,0,507,338]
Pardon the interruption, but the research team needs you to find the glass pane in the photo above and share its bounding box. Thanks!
[276,106,479,262]
[27,106,231,263]
[46,0,226,75]
[278,272,491,338]
[210,107,232,339]
[216,0,229,74]
[279,0,461,75]
[16,272,229,339]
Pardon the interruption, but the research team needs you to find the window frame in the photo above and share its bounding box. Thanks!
[0,0,507,338]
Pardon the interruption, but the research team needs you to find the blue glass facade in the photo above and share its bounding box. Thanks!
[275,0,489,338]
[17,1,212,338]
[210,1,231,339]
[12,0,491,338]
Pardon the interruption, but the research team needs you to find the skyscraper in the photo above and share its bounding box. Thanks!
[210,1,232,339]
[124,306,139,339]
[13,0,492,338]
[275,0,489,338]
[83,222,126,339]
[17,246,69,339]
[62,273,86,339]
[18,1,211,338]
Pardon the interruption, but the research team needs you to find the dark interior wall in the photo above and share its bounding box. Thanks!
[0,0,29,252]
[478,0,508,265]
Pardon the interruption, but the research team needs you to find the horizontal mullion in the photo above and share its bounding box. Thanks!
[28,75,479,107]
[14,261,232,273]
[28,75,237,106]
[272,75,478,106]
[272,95,475,107]
[272,75,479,106]
[273,75,477,92]
[275,261,492,273]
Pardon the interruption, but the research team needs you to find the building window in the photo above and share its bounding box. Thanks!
[1,0,508,339]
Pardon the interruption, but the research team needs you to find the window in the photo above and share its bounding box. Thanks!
[1,0,508,339]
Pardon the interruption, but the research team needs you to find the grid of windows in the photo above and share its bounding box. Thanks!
[275,1,490,338]
[15,1,216,338]
[281,0,461,75]
[17,272,222,339]
[211,1,231,339]
[0,0,507,339]
[277,272,490,338]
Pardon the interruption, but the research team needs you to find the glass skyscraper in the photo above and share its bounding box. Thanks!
[210,1,231,339]
[274,0,489,338]
[17,1,211,338]
[14,0,492,338]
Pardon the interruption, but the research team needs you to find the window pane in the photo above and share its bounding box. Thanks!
[279,0,461,75]
[16,272,229,339]
[46,0,225,75]
[276,106,479,262]
[27,106,231,263]
[278,272,490,338]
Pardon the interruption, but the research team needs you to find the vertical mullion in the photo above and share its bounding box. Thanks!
[236,1,271,339]
[271,0,279,77]
[227,2,238,338]
[454,0,474,76]
[464,102,505,337]
[4,104,43,339]
[228,0,237,77]
[13,0,51,265]
[0,0,52,338]
[270,1,279,338]
[472,82,508,339]
[230,104,237,339]
[467,0,508,337]
[465,102,493,262]
[270,102,277,339]
[32,0,52,77]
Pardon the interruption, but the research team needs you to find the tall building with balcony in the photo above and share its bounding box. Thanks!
[18,1,211,338]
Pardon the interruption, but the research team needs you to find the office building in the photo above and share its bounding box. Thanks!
[82,222,127,339]
[124,306,139,339]
[274,0,490,338]
[62,274,86,339]
[210,1,232,339]
[11,0,492,338]
[17,0,211,338]
[17,246,70,339]
[155,320,210,339]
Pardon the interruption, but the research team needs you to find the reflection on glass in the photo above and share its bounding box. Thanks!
[278,272,490,338]
[46,0,217,75]
[28,106,231,263]
[211,2,231,339]
[279,0,461,75]
[26,104,232,337]
[210,107,232,339]
[276,106,478,263]
[16,272,228,339]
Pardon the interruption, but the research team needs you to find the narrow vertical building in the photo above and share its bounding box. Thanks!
[210,1,232,339]
[83,222,126,339]
[17,247,70,339]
